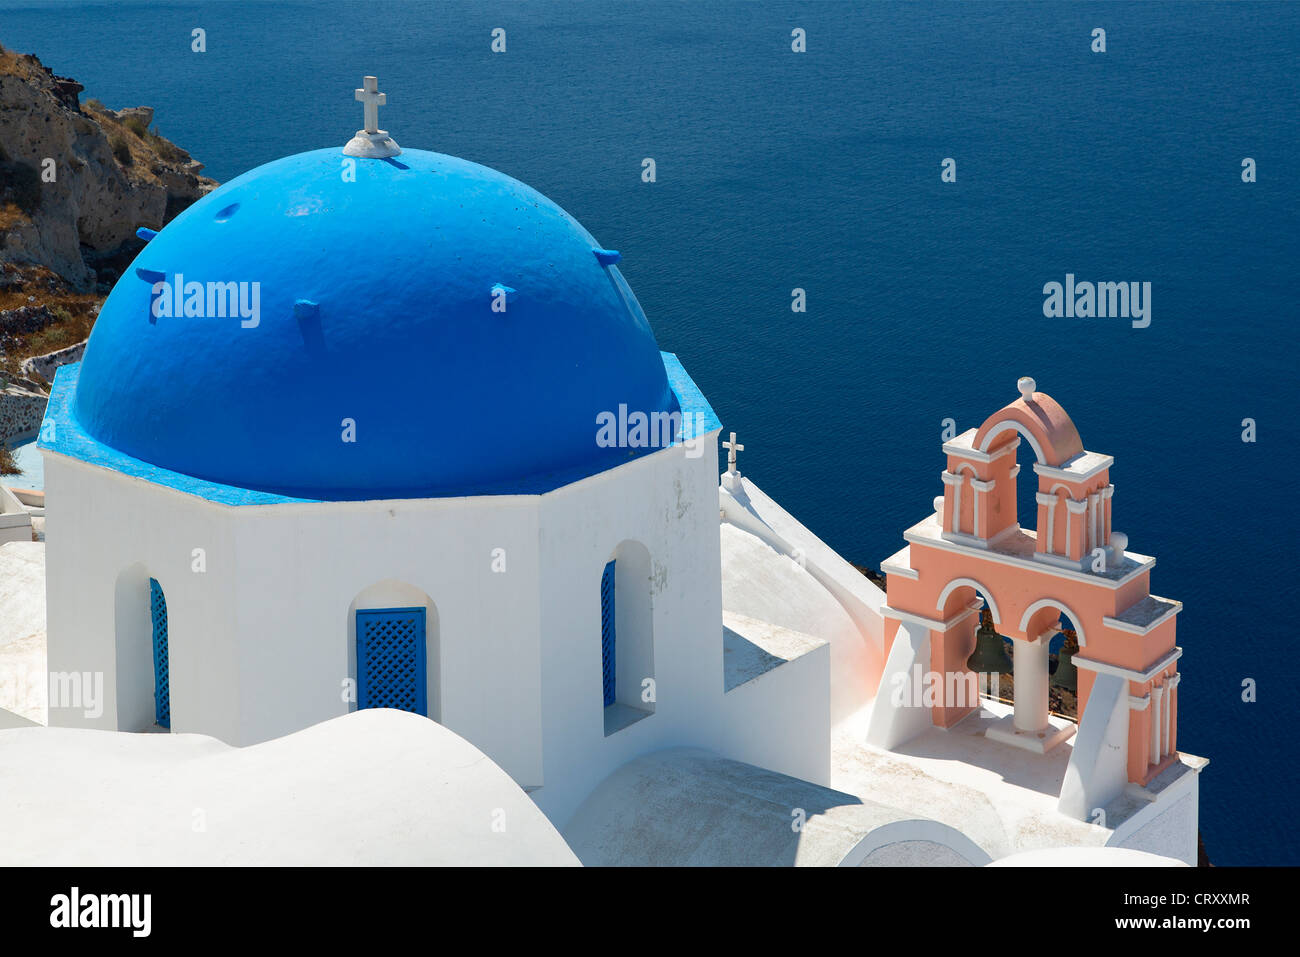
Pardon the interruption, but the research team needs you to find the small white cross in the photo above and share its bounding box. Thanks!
[722,432,744,475]
[355,76,387,134]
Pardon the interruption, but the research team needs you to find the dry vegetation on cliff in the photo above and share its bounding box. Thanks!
[0,42,217,388]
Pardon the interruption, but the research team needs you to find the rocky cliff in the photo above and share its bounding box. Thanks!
[0,43,217,290]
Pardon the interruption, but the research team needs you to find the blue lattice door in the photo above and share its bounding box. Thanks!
[356,607,427,716]
[601,561,616,707]
[149,578,170,728]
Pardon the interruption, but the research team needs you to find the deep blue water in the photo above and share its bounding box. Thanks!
[2,1,1296,865]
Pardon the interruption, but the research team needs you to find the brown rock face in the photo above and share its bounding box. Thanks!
[0,48,217,289]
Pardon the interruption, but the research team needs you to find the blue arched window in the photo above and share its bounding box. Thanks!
[601,544,654,735]
[149,577,169,728]
[601,561,617,707]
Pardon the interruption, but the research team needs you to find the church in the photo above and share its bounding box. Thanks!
[10,79,1205,866]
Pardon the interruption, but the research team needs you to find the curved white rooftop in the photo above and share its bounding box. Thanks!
[720,477,886,725]
[0,710,579,866]
[987,846,1187,867]
[561,747,989,867]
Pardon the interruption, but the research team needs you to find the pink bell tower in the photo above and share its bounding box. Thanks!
[873,378,1184,819]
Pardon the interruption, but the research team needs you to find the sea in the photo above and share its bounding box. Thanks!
[1,0,1296,865]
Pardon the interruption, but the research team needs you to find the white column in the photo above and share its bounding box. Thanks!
[1101,484,1114,545]
[970,478,995,539]
[1035,492,1058,552]
[1087,492,1100,552]
[940,471,964,534]
[1012,635,1050,733]
[1164,675,1178,757]
[1151,684,1164,762]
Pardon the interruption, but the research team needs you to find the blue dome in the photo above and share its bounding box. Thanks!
[71,148,678,499]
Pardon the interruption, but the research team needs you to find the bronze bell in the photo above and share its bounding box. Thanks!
[1051,629,1079,692]
[967,609,1012,674]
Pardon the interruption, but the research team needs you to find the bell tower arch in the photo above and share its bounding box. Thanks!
[871,378,1185,822]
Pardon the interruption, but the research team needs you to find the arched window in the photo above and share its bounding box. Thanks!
[601,562,616,707]
[348,581,439,721]
[113,563,159,732]
[149,577,170,729]
[602,541,654,735]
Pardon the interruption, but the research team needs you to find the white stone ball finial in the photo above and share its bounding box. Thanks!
[1017,376,1036,402]
[1109,531,1128,568]
[1107,530,1128,566]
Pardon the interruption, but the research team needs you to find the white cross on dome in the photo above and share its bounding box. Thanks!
[356,76,386,133]
[343,75,402,159]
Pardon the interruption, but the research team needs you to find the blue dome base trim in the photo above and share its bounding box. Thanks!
[39,354,720,507]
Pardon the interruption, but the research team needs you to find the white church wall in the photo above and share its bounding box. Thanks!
[225,494,546,786]
[46,425,849,833]
[607,538,655,724]
[532,433,725,825]
[530,433,841,826]
[1108,767,1200,866]
[112,562,155,733]
[42,450,549,785]
[721,520,877,727]
[709,639,832,787]
[43,452,241,741]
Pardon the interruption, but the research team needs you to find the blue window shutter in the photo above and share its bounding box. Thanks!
[149,578,170,728]
[356,607,428,716]
[601,561,616,707]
